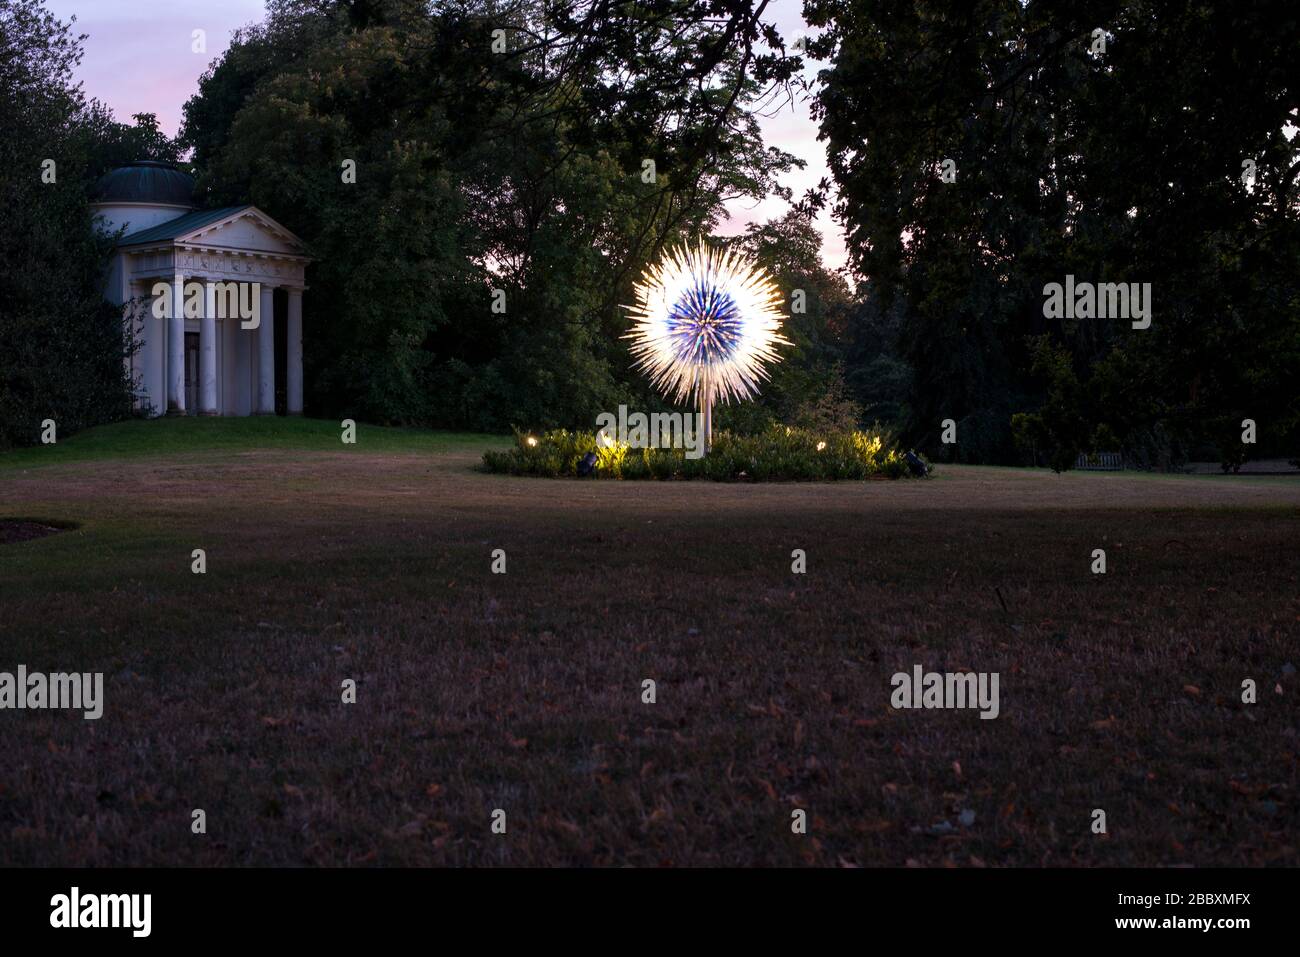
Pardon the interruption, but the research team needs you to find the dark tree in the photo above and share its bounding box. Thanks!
[0,0,141,448]
[807,0,1300,467]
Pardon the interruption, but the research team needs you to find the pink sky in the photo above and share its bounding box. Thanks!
[47,0,846,272]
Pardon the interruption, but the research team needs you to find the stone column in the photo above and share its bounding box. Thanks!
[167,269,185,414]
[199,281,218,415]
[231,300,252,416]
[221,302,238,415]
[286,288,303,415]
[138,278,165,417]
[256,283,276,414]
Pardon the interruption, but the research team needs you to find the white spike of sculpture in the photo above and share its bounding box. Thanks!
[623,241,790,450]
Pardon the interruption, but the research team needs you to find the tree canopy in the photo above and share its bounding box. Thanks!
[180,0,808,430]
[807,0,1300,466]
[4,0,1295,468]
[0,0,170,448]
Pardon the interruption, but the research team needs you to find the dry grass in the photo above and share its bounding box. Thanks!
[1,423,1298,866]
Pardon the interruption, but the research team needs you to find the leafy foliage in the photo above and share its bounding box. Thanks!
[0,0,141,449]
[807,0,1300,468]
[181,0,805,430]
[717,211,859,432]
[482,424,916,479]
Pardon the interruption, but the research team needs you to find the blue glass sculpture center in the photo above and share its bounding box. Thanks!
[667,279,743,366]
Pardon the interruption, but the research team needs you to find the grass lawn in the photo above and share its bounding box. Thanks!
[1,417,1297,866]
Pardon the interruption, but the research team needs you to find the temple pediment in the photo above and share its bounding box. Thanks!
[118,206,312,290]
[181,207,309,257]
[119,205,310,259]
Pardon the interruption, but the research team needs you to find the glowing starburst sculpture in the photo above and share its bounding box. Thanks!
[623,241,789,450]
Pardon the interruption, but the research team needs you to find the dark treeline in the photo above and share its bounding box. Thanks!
[3,0,1297,468]
[0,0,183,448]
[809,0,1300,468]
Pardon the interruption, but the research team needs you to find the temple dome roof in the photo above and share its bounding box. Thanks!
[92,161,195,207]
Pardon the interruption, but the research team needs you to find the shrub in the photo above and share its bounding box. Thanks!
[790,364,865,434]
[482,425,922,481]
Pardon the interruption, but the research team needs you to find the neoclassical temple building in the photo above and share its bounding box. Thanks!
[91,161,313,416]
